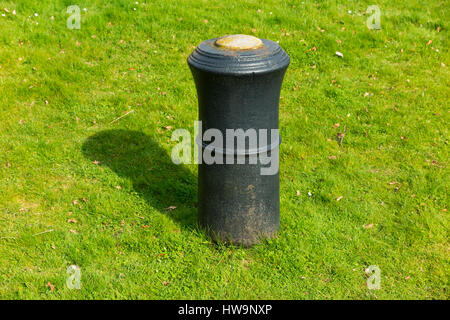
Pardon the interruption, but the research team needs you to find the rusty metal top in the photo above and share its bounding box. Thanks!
[215,34,263,50]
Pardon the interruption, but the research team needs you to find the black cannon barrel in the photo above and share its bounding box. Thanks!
[188,34,290,246]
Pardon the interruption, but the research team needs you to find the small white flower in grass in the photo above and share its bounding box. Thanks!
[308,191,312,197]
[1,14,5,17]
[12,10,16,15]
[348,10,352,14]
[133,8,137,11]
[83,8,87,12]
[336,51,343,58]
[34,13,38,17]
[270,12,273,15]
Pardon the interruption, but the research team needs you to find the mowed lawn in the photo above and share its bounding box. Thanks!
[0,0,448,299]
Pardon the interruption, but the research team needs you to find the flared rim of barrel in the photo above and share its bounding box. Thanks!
[187,38,290,76]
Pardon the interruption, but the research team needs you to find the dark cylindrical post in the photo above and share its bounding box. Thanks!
[188,34,290,246]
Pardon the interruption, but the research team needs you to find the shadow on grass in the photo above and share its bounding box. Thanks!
[82,129,197,230]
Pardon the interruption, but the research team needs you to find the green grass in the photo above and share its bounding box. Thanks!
[0,0,448,299]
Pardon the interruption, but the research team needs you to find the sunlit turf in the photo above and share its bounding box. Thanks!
[0,0,448,299]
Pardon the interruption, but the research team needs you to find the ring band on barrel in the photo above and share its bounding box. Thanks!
[196,135,281,156]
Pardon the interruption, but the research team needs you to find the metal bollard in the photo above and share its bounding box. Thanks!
[188,34,290,246]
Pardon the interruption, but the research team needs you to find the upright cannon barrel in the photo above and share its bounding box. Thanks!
[188,34,290,246]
